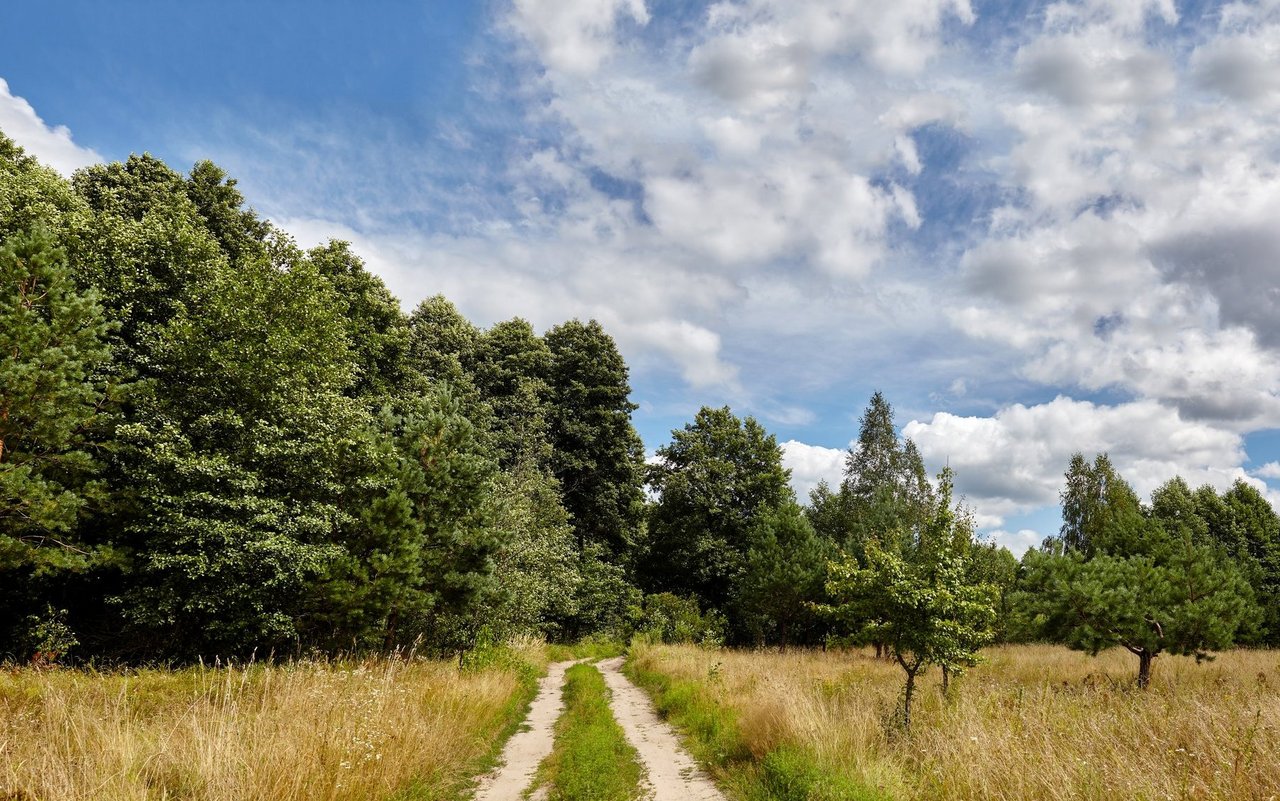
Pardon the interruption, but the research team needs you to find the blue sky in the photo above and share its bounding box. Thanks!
[6,0,1280,553]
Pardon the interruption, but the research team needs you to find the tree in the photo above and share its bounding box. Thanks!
[840,392,934,559]
[480,461,580,643]
[306,240,413,401]
[734,501,830,649]
[469,318,554,470]
[183,160,271,265]
[0,227,113,652]
[825,470,996,729]
[966,540,1019,642]
[1215,481,1280,644]
[0,227,111,546]
[544,319,645,561]
[1057,452,1144,555]
[68,154,369,658]
[643,406,792,620]
[1020,463,1259,687]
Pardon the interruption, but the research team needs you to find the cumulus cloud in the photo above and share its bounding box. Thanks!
[507,0,649,75]
[985,528,1043,557]
[904,396,1257,528]
[1254,461,1280,480]
[780,440,846,499]
[0,78,101,174]
[182,0,1280,524]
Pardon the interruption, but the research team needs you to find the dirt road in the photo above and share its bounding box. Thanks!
[596,656,727,801]
[471,655,726,801]
[472,659,580,801]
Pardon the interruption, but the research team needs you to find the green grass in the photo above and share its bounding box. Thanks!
[624,654,889,801]
[546,638,627,662]
[537,662,644,801]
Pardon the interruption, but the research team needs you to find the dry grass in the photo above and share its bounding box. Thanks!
[629,643,1280,801]
[0,643,546,801]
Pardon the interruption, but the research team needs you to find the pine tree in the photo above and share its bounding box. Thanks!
[1020,461,1260,687]
[0,226,111,562]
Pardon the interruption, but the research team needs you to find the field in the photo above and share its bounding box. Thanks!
[627,643,1280,801]
[0,644,544,801]
[4,641,1277,801]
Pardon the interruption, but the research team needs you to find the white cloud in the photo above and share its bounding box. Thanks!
[904,396,1257,528]
[1254,461,1280,480]
[193,1,1280,525]
[0,78,101,175]
[985,528,1042,557]
[507,0,649,75]
[780,440,846,500]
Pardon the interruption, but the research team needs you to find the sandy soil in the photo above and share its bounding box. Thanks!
[597,656,728,801]
[472,659,580,801]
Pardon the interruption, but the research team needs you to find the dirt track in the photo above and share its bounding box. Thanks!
[597,656,727,801]
[472,659,580,801]
[471,655,726,800]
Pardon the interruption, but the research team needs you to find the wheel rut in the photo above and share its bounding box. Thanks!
[472,655,726,801]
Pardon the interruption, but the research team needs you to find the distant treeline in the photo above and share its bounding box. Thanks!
[3,133,1277,671]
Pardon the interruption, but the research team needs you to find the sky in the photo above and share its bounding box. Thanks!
[5,0,1280,554]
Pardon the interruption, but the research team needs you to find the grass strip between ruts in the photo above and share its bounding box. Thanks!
[535,661,645,801]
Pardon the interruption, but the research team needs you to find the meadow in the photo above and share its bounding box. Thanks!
[627,643,1280,801]
[0,644,544,801]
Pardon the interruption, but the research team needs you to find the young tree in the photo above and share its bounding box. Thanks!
[826,471,996,729]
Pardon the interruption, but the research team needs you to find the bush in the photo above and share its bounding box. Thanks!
[638,593,726,645]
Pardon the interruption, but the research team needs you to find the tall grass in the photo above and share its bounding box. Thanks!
[627,643,1280,801]
[0,643,545,801]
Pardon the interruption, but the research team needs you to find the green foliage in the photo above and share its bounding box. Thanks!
[20,604,79,666]
[644,406,792,618]
[482,462,580,642]
[1019,459,1262,686]
[0,226,111,547]
[638,592,726,645]
[734,501,830,648]
[544,319,646,562]
[305,240,413,401]
[570,544,644,641]
[541,663,644,801]
[840,392,935,557]
[825,469,997,729]
[470,317,554,470]
[1057,452,1145,555]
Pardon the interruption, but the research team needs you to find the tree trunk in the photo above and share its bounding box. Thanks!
[1137,650,1154,689]
[941,665,950,695]
[874,641,883,660]
[780,621,789,653]
[903,669,917,731]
